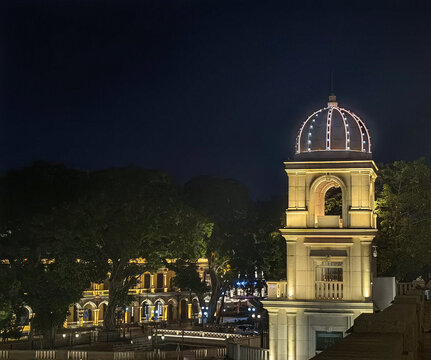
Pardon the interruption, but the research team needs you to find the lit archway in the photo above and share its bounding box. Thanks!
[309,175,348,227]
[167,298,177,322]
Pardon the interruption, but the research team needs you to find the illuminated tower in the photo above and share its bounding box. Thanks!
[263,94,377,360]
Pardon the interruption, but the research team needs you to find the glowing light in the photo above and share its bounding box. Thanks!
[337,108,350,149]
[326,107,332,149]
[297,108,325,153]
[341,108,366,152]
[297,103,372,154]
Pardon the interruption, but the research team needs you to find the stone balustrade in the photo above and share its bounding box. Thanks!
[315,281,343,300]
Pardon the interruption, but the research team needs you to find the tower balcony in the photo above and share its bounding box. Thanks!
[316,215,342,228]
[315,281,344,300]
[267,281,288,299]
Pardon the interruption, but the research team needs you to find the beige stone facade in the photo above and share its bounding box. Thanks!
[263,95,378,360]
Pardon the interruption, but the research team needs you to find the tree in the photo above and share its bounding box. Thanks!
[184,176,251,322]
[0,265,25,341]
[0,162,94,346]
[250,196,286,281]
[227,195,286,281]
[324,187,342,216]
[169,260,209,310]
[375,159,431,281]
[51,168,210,330]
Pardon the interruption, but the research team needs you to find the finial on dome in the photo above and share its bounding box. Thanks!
[328,93,338,107]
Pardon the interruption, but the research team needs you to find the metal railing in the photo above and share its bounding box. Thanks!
[315,281,343,299]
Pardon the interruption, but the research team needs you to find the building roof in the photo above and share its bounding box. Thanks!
[295,94,372,161]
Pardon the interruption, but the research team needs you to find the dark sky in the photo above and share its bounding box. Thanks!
[1,1,431,199]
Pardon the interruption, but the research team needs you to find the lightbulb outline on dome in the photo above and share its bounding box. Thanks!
[295,95,372,155]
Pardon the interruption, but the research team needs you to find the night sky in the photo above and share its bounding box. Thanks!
[1,1,431,199]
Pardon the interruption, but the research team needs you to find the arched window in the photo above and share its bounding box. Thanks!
[192,299,199,318]
[142,301,150,320]
[154,301,163,320]
[311,176,345,228]
[180,299,188,320]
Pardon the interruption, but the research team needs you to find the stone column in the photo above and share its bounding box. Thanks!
[287,240,296,299]
[163,273,168,292]
[361,240,372,298]
[287,313,296,360]
[78,309,84,327]
[93,309,100,325]
[149,306,155,320]
[187,303,192,319]
[277,310,287,358]
[138,306,142,322]
[268,309,278,360]
[150,274,155,293]
[163,305,168,321]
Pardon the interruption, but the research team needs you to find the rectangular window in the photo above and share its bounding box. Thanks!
[316,331,343,351]
[144,274,151,289]
[316,261,343,282]
[157,273,164,289]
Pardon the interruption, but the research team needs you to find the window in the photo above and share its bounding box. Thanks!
[316,261,343,282]
[316,331,343,351]
[144,274,151,289]
[157,273,164,289]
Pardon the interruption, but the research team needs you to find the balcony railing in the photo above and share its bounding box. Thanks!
[315,281,343,300]
[317,215,342,228]
[83,288,169,297]
[82,290,109,297]
[267,281,288,298]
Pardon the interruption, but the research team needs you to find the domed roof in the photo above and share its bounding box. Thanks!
[295,94,372,160]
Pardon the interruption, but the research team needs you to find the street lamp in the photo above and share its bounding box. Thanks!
[372,246,378,258]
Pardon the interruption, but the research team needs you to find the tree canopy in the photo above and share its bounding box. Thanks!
[375,159,431,281]
[184,176,286,321]
[46,167,211,330]
[0,162,95,344]
[0,163,289,332]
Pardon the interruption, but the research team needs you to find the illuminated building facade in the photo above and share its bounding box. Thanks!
[263,95,377,360]
[64,259,209,327]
